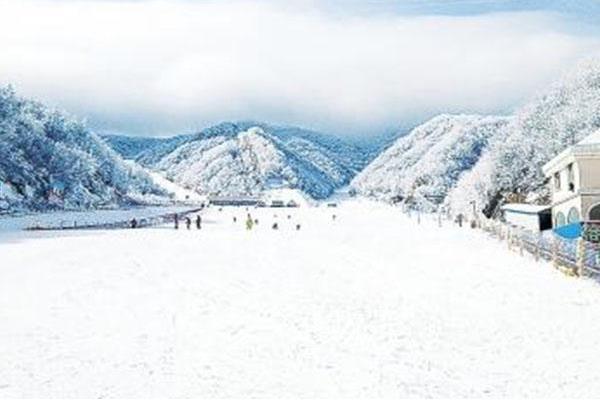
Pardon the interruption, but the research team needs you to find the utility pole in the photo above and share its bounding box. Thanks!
[469,200,478,228]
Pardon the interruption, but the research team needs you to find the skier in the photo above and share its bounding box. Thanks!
[196,215,202,230]
[296,223,301,230]
[174,214,179,230]
[130,218,138,229]
[233,216,237,223]
[246,214,254,230]
[185,217,191,230]
[272,222,279,230]
[332,214,337,221]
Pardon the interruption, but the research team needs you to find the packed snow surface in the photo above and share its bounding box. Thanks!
[2,201,600,397]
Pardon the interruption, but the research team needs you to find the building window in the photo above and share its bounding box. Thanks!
[567,163,575,192]
[555,212,566,227]
[554,172,561,191]
[590,204,600,221]
[567,207,580,224]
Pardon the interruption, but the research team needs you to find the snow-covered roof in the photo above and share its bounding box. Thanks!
[577,129,600,145]
[262,188,311,207]
[543,129,600,174]
[501,203,550,214]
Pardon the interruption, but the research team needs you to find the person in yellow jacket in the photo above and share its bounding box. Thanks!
[246,213,254,230]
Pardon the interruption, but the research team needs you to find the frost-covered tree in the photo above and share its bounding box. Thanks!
[350,114,510,210]
[447,57,600,217]
[106,121,378,200]
[0,86,169,212]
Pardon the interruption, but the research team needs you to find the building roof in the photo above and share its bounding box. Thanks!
[578,129,600,145]
[208,195,261,202]
[543,129,600,175]
[501,203,550,214]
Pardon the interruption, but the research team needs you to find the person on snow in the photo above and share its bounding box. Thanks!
[272,222,279,230]
[130,218,138,229]
[196,215,202,230]
[174,214,179,230]
[233,216,237,223]
[185,217,191,230]
[456,213,464,227]
[246,214,254,230]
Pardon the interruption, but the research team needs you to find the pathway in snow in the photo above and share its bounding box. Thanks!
[1,200,599,397]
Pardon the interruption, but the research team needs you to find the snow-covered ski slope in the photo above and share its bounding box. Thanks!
[2,200,600,397]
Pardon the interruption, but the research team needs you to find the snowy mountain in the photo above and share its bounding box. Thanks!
[102,133,199,167]
[106,122,376,199]
[351,114,511,210]
[0,86,170,213]
[447,58,600,217]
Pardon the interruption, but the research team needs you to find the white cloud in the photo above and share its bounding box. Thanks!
[0,0,598,136]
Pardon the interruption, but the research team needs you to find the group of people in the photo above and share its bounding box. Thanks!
[241,213,301,231]
[131,209,338,231]
[174,214,202,230]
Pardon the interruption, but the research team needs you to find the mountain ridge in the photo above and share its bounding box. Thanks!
[0,86,170,213]
[104,121,381,199]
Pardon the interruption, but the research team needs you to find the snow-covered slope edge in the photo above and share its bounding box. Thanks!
[0,86,170,213]
[351,114,511,210]
[144,169,206,203]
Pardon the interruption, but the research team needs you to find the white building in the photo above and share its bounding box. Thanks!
[542,130,600,227]
[208,195,261,206]
[501,203,552,231]
[262,188,310,208]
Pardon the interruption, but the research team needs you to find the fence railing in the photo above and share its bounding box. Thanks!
[24,207,204,231]
[405,209,600,278]
[478,218,600,277]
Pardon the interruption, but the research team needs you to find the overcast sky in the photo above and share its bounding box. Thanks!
[1,0,600,137]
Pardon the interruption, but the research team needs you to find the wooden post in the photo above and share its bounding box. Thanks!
[519,235,524,257]
[552,237,558,269]
[577,238,585,277]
